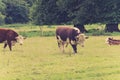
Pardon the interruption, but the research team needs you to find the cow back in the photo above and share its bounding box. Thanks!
[0,28,18,42]
[0,29,8,42]
[56,26,80,41]
[6,29,19,41]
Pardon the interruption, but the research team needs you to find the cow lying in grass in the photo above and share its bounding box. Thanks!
[106,37,120,45]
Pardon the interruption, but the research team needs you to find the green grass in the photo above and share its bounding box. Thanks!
[0,24,120,80]
[0,36,120,80]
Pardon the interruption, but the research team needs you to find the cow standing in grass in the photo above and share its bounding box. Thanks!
[0,28,26,51]
[56,26,88,54]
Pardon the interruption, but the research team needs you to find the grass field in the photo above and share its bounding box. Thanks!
[0,35,120,80]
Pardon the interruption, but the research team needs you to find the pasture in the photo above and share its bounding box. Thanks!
[0,25,120,80]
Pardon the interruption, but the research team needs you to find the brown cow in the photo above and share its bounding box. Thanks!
[106,37,120,45]
[56,26,88,54]
[0,28,26,51]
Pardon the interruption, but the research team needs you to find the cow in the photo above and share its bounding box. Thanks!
[56,26,88,54]
[0,28,26,51]
[106,37,120,45]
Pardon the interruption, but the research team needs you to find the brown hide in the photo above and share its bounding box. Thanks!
[0,28,19,51]
[56,26,81,53]
[107,37,120,45]
[56,27,80,41]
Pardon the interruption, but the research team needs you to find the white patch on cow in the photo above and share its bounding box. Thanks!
[15,35,26,45]
[71,40,76,45]
[57,35,62,43]
[73,27,80,33]
[105,37,109,44]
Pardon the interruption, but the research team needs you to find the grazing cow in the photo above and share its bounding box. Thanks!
[0,28,26,51]
[56,26,88,53]
[106,37,120,45]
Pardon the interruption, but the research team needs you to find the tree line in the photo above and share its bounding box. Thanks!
[0,0,120,32]
[0,0,36,24]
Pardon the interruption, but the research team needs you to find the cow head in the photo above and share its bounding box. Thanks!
[15,35,26,45]
[75,34,88,47]
[105,37,113,44]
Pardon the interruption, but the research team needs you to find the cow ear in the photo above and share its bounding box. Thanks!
[85,36,89,39]
[24,37,27,39]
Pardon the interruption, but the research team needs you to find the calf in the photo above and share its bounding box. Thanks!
[0,28,26,51]
[106,37,120,45]
[56,26,88,53]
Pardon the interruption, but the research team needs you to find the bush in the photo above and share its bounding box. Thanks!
[19,30,55,37]
[43,31,55,37]
[87,29,111,36]
[5,16,13,24]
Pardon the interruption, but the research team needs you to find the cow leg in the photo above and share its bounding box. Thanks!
[56,36,61,48]
[57,40,61,50]
[62,42,65,53]
[71,45,77,53]
[57,39,65,53]
[4,43,7,49]
[7,41,12,51]
[65,38,69,47]
[58,42,64,53]
[57,41,64,53]
[57,42,61,48]
[65,42,69,47]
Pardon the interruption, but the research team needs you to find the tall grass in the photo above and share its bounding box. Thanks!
[1,24,120,37]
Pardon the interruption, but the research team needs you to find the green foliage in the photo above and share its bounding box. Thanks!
[42,31,55,37]
[33,0,120,25]
[0,12,5,25]
[0,0,119,27]
[0,23,30,28]
[110,32,120,36]
[87,29,110,36]
[3,0,30,24]
[25,0,37,7]
[0,0,5,25]
[101,0,120,24]
[0,0,5,13]
[19,30,55,37]
[33,0,70,25]
[1,24,120,37]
